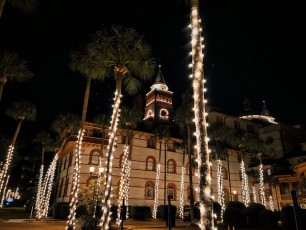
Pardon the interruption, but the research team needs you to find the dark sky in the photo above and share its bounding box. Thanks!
[1,0,306,145]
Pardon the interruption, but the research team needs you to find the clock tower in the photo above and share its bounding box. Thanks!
[143,66,173,128]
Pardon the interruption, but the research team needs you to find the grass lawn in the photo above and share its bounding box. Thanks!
[0,207,32,220]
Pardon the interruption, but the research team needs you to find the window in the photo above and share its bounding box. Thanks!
[58,177,64,197]
[167,159,176,173]
[233,120,240,130]
[68,152,73,166]
[119,153,124,167]
[145,182,154,200]
[121,135,127,144]
[160,109,169,119]
[280,183,290,195]
[167,183,176,200]
[89,150,100,165]
[146,156,156,171]
[147,137,156,148]
[221,167,228,179]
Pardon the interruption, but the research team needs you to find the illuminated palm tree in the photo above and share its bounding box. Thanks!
[189,0,211,228]
[0,51,33,104]
[116,106,142,223]
[174,89,196,223]
[88,25,155,229]
[37,113,80,220]
[33,131,53,220]
[66,46,108,229]
[0,101,36,203]
[0,0,37,19]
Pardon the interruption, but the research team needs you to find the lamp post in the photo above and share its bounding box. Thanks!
[89,165,104,222]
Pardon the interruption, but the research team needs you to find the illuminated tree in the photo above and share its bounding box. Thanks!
[0,101,36,204]
[88,25,155,229]
[189,0,212,228]
[0,51,33,104]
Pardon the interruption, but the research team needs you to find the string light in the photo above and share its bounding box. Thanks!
[190,4,212,228]
[217,159,225,220]
[35,165,44,219]
[66,129,84,230]
[240,160,250,207]
[252,186,257,203]
[269,195,274,211]
[0,145,15,202]
[179,166,186,219]
[100,89,122,230]
[258,163,266,206]
[152,163,161,219]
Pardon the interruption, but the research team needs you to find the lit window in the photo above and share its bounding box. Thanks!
[146,157,156,171]
[145,182,154,200]
[90,151,100,165]
[167,159,176,173]
[167,183,176,200]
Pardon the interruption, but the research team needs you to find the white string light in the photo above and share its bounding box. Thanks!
[217,159,225,220]
[269,195,274,211]
[179,166,186,219]
[258,163,266,206]
[252,186,257,203]
[152,163,161,219]
[35,165,44,219]
[0,145,15,202]
[240,160,250,207]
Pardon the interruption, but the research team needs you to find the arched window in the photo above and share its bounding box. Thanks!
[146,156,156,171]
[147,137,156,148]
[145,181,154,200]
[222,166,228,179]
[160,109,169,119]
[89,149,100,165]
[266,136,274,145]
[167,159,176,173]
[167,183,176,200]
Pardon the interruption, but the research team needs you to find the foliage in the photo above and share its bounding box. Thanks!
[243,202,266,227]
[280,205,302,229]
[258,209,279,228]
[77,215,97,230]
[76,205,89,218]
[129,206,151,220]
[223,207,246,228]
[6,100,37,121]
[226,201,246,210]
[53,202,70,219]
[77,177,104,216]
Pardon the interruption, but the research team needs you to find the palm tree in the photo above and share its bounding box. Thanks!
[0,101,36,201]
[33,131,53,220]
[0,0,37,19]
[67,46,108,229]
[36,113,80,220]
[174,89,196,224]
[88,25,155,229]
[92,113,110,160]
[0,51,33,103]
[116,106,142,222]
[189,0,211,228]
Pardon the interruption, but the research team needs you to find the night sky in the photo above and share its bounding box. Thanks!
[1,0,306,148]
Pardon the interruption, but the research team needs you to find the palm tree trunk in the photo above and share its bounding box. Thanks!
[100,75,123,230]
[190,0,212,228]
[0,76,7,103]
[0,0,6,19]
[11,118,24,146]
[81,76,91,125]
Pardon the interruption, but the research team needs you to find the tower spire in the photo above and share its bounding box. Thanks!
[262,100,271,116]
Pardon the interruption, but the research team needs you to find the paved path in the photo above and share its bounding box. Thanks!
[0,219,201,230]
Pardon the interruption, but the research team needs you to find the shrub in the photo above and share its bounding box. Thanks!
[213,201,222,220]
[130,206,151,220]
[76,205,89,218]
[77,215,97,230]
[223,207,246,228]
[243,202,266,227]
[226,201,246,210]
[280,205,302,229]
[157,205,167,219]
[258,209,278,228]
[53,202,70,219]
